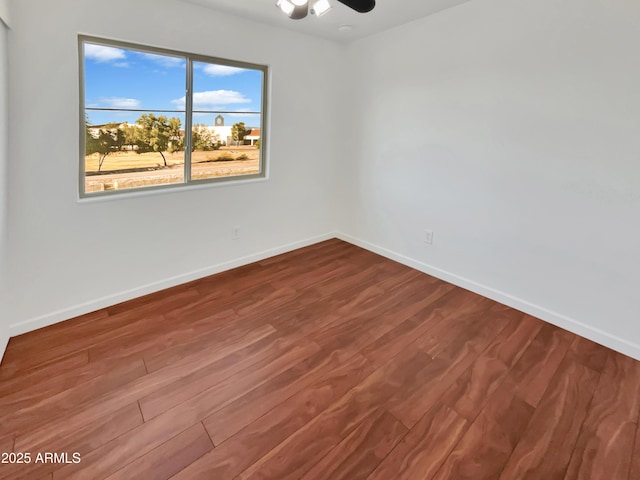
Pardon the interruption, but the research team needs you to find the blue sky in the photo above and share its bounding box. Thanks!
[84,42,263,129]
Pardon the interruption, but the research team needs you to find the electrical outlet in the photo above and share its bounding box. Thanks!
[232,226,240,240]
[423,229,434,245]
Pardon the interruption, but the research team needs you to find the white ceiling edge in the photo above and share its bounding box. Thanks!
[177,0,474,43]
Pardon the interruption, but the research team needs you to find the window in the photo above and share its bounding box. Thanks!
[79,36,267,197]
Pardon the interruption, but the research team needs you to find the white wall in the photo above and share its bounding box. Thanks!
[6,0,344,335]
[342,0,640,359]
[0,3,10,360]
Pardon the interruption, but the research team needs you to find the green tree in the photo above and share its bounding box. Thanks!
[231,122,247,146]
[167,117,184,154]
[85,114,95,152]
[86,122,124,172]
[192,124,221,151]
[135,114,179,166]
[121,123,139,151]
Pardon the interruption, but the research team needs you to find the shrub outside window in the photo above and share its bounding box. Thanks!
[79,36,267,197]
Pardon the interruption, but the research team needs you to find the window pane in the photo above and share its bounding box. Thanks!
[84,111,186,193]
[81,38,267,197]
[190,113,261,181]
[191,61,263,181]
[83,43,186,193]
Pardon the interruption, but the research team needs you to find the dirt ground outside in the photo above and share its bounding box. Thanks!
[84,146,260,193]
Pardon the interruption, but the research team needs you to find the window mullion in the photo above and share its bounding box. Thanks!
[184,57,193,184]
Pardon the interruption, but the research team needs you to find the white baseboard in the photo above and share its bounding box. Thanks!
[8,233,337,337]
[336,232,640,362]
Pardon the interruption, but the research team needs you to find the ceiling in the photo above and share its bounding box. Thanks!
[178,0,473,42]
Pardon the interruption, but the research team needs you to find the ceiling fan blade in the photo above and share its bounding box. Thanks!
[336,0,375,13]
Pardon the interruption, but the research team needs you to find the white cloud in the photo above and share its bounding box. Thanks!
[138,52,185,68]
[172,90,251,109]
[85,44,126,63]
[202,64,246,76]
[101,97,141,109]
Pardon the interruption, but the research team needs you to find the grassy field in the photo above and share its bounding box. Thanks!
[85,146,259,172]
[85,146,260,193]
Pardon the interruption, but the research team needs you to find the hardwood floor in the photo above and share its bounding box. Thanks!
[0,238,638,480]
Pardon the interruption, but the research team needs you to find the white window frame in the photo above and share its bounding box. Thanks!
[78,35,268,199]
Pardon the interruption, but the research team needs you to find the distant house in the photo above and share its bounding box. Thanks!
[86,122,131,139]
[210,115,259,147]
[244,129,260,146]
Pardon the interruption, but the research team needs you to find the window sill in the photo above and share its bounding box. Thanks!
[77,174,269,204]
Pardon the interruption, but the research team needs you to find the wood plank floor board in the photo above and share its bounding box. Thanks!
[483,313,544,368]
[136,331,312,423]
[410,292,491,354]
[0,351,89,399]
[498,358,600,480]
[87,308,239,364]
[0,434,13,454]
[139,334,320,420]
[143,321,275,373]
[6,403,143,480]
[105,285,201,317]
[270,277,390,339]
[385,354,474,429]
[566,336,610,374]
[55,342,321,478]
[103,423,213,480]
[0,239,637,480]
[269,260,354,292]
[3,299,194,374]
[256,238,354,268]
[3,310,108,354]
[432,386,535,480]
[52,418,193,479]
[261,245,375,288]
[442,313,543,422]
[202,348,356,445]
[292,282,387,340]
[385,303,509,428]
[3,359,147,436]
[14,399,143,454]
[0,353,144,416]
[237,346,432,480]
[172,354,374,480]
[336,281,457,352]
[233,286,312,319]
[0,349,90,387]
[564,352,640,480]
[313,264,388,300]
[299,408,408,480]
[361,287,479,368]
[506,323,576,408]
[12,326,281,453]
[312,281,458,366]
[367,402,469,480]
[630,421,640,480]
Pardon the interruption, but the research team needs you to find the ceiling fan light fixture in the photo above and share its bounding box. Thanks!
[311,0,332,16]
[276,0,308,19]
[277,0,374,20]
[276,0,295,16]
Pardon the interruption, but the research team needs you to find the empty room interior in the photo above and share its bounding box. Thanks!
[1,0,639,478]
